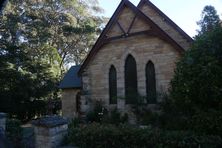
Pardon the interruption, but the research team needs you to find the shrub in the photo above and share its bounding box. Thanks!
[102,109,128,125]
[86,101,108,123]
[189,110,222,136]
[86,101,128,125]
[66,124,222,148]
[68,118,81,128]
[170,27,222,113]
[166,27,222,135]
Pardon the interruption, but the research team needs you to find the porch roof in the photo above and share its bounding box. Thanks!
[59,65,82,89]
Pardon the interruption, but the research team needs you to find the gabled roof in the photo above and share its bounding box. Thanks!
[78,0,191,75]
[59,65,82,89]
[137,0,193,43]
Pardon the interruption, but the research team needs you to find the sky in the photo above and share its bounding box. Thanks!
[98,0,222,37]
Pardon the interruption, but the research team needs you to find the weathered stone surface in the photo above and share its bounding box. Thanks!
[62,89,80,119]
[139,3,192,50]
[61,2,191,117]
[33,116,68,148]
[32,116,67,128]
[82,34,182,112]
[0,113,7,118]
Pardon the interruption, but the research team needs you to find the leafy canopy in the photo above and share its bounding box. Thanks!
[0,0,105,121]
[197,5,220,34]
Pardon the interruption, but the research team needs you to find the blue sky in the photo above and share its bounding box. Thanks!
[98,0,222,37]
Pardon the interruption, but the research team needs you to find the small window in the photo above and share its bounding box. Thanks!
[125,55,138,104]
[109,65,117,104]
[146,61,157,103]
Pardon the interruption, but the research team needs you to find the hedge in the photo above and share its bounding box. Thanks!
[65,123,222,148]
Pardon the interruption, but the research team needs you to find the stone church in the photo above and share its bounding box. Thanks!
[59,0,193,119]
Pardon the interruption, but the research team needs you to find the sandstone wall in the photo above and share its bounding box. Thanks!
[139,3,192,50]
[61,89,80,119]
[81,4,190,112]
[82,35,181,110]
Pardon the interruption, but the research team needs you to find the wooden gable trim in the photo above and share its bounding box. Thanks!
[127,15,137,34]
[125,0,185,52]
[104,30,154,43]
[78,0,127,75]
[138,0,193,43]
[117,21,127,34]
[78,0,186,75]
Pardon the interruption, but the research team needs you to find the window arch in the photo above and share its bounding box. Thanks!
[146,61,157,103]
[109,65,117,104]
[76,92,81,113]
[125,55,138,104]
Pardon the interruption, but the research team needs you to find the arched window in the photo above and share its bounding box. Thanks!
[76,92,81,113]
[146,61,156,103]
[125,55,138,104]
[109,65,117,104]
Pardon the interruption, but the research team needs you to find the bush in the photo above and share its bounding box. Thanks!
[66,124,222,148]
[6,119,22,147]
[86,101,128,125]
[189,110,222,136]
[102,109,128,125]
[166,27,222,135]
[86,101,108,123]
[170,27,222,113]
[68,118,81,128]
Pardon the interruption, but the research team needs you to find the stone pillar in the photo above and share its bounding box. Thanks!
[0,113,7,135]
[32,116,68,148]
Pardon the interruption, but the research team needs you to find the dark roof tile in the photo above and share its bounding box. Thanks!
[59,65,82,89]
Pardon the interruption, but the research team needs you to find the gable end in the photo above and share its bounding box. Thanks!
[78,0,187,75]
[138,0,193,43]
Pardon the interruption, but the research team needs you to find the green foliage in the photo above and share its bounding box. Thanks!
[168,26,222,135]
[0,0,104,67]
[86,101,108,123]
[66,124,222,148]
[0,0,103,121]
[68,118,82,128]
[86,101,128,124]
[137,109,160,126]
[189,110,222,135]
[0,43,59,121]
[102,109,128,125]
[6,119,22,147]
[171,26,222,112]
[197,5,220,34]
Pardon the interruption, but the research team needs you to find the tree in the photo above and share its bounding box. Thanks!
[166,26,222,136]
[160,6,222,136]
[0,42,59,121]
[0,0,104,121]
[197,5,220,34]
[1,0,104,72]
